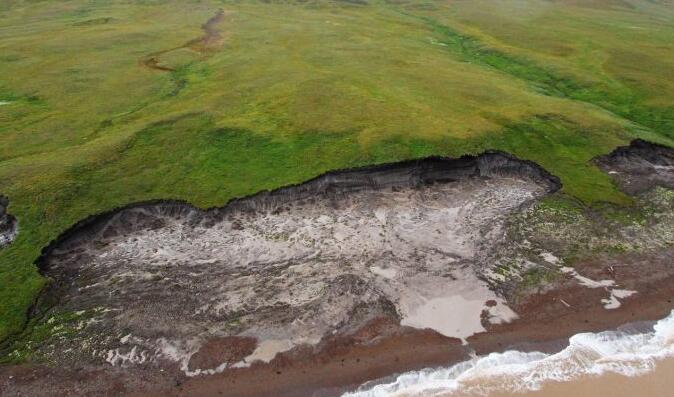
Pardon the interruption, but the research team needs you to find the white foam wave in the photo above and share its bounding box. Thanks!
[343,310,674,397]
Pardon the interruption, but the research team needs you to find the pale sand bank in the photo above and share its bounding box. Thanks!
[479,357,674,397]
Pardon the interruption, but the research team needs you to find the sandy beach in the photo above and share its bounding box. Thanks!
[483,357,674,397]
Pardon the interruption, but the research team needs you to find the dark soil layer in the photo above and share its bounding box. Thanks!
[35,151,560,274]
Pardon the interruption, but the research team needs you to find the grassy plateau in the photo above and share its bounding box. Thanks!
[0,0,673,344]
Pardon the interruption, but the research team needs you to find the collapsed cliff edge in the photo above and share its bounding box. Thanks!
[12,152,556,385]
[0,195,17,249]
[595,138,674,194]
[34,150,561,269]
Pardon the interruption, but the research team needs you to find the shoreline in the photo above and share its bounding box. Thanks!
[151,269,674,397]
[2,276,672,397]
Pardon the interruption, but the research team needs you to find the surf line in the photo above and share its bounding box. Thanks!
[343,309,674,397]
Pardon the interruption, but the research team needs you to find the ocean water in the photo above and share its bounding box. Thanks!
[343,310,674,397]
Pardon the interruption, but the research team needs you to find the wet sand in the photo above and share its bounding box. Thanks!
[480,357,674,397]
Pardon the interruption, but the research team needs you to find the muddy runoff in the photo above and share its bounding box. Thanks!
[35,153,559,376]
[141,9,227,72]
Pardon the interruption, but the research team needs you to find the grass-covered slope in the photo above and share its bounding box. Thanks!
[0,0,673,342]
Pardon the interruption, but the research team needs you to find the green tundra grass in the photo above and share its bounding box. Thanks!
[0,0,673,344]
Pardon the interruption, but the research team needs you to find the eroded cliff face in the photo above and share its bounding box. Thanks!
[32,153,559,374]
[595,139,674,194]
[0,195,17,249]
[5,143,674,397]
[490,139,674,302]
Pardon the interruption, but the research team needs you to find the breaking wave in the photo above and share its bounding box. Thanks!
[343,310,674,397]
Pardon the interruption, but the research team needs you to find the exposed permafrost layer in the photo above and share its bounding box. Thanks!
[596,139,674,194]
[37,153,560,374]
[0,195,17,249]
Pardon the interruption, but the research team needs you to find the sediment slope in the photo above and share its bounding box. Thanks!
[31,153,557,375]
